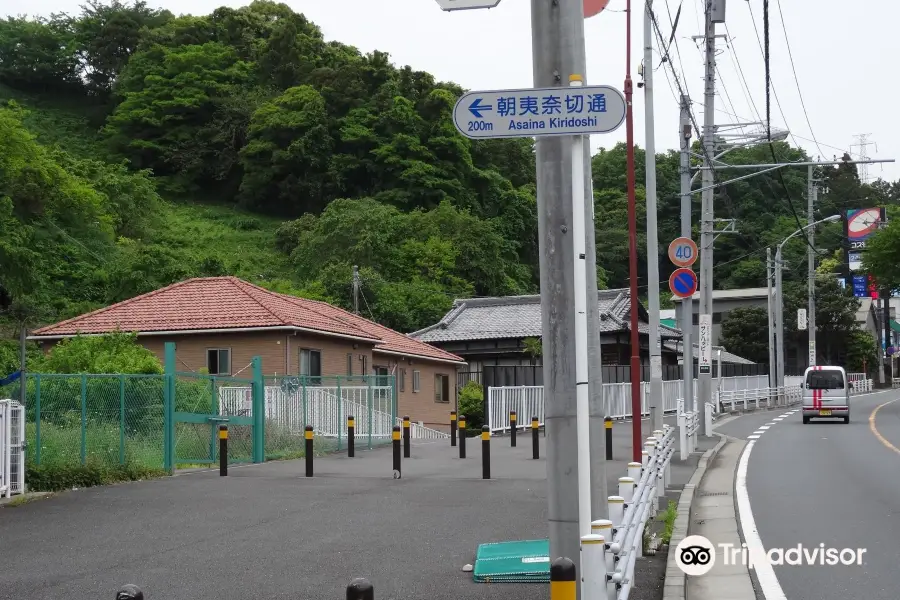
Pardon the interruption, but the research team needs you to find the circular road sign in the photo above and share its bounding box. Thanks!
[668,237,698,268]
[669,268,698,299]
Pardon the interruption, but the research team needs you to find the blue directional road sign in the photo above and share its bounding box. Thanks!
[452,85,627,140]
[669,268,698,299]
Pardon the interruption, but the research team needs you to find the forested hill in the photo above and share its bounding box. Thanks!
[1,0,899,371]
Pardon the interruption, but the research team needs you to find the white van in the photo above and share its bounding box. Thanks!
[802,365,850,424]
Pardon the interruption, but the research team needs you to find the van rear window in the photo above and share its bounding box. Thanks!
[806,371,844,389]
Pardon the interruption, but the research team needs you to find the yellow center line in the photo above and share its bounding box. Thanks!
[869,398,900,455]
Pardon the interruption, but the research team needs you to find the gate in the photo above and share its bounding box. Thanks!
[162,346,264,473]
[0,399,25,497]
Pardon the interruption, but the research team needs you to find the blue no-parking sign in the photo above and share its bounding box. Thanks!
[669,268,698,299]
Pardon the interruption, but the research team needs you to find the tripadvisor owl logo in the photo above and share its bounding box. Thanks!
[675,535,716,576]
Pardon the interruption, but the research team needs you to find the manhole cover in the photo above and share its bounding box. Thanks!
[699,491,730,496]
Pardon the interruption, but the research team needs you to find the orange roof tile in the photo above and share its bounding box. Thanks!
[31,277,464,364]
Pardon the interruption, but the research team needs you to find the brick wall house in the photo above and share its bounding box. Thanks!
[28,277,465,429]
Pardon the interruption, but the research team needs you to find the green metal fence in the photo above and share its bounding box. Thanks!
[8,373,167,470]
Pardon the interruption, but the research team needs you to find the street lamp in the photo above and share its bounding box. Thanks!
[773,214,841,391]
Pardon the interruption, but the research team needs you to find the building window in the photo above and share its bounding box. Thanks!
[412,370,421,393]
[435,374,450,403]
[372,367,391,387]
[206,348,231,375]
[361,355,368,378]
[692,313,699,325]
[347,353,353,376]
[399,368,406,392]
[300,349,322,378]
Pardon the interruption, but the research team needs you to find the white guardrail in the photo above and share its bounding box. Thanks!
[488,373,871,432]
[580,424,676,600]
[0,399,25,498]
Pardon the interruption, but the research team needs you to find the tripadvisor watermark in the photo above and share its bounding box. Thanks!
[675,535,867,576]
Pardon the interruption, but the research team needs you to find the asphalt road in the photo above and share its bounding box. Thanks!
[741,389,900,600]
[0,416,702,600]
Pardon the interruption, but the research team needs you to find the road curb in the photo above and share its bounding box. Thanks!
[661,434,727,600]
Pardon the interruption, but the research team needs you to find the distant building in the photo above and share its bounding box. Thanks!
[671,288,769,348]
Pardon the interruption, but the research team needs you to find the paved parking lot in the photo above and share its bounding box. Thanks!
[1,419,705,600]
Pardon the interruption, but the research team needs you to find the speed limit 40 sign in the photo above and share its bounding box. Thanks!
[668,237,698,268]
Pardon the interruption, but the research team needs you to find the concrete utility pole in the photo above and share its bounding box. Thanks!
[775,245,785,391]
[531,0,606,589]
[352,265,360,314]
[697,0,721,433]
[807,167,817,368]
[644,0,663,433]
[766,248,776,390]
[679,95,694,414]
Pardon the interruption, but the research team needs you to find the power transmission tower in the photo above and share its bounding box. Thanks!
[851,134,876,182]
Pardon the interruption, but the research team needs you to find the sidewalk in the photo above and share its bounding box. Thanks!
[685,437,755,599]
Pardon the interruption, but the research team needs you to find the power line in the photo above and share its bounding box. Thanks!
[773,0,826,159]
[722,23,763,125]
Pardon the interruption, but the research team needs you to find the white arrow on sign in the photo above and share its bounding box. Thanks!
[452,85,627,140]
[434,0,502,10]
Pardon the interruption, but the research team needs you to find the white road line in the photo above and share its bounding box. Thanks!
[766,423,777,426]
[736,440,788,599]
[747,435,761,439]
[752,431,765,436]
[758,426,770,430]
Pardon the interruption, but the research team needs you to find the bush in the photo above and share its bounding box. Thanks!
[26,460,166,492]
[458,380,484,434]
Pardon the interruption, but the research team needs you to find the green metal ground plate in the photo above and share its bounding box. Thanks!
[472,539,550,583]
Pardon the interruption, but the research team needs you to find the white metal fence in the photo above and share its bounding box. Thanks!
[218,385,448,441]
[580,425,676,600]
[488,373,872,432]
[0,399,25,498]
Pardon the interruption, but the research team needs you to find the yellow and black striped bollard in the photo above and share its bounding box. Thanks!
[532,417,540,460]
[605,416,613,460]
[450,410,457,447]
[304,425,314,477]
[403,415,411,458]
[348,415,355,458]
[549,557,576,600]
[482,426,491,479]
[509,410,517,447]
[458,414,467,459]
[218,424,228,477]
[392,425,401,479]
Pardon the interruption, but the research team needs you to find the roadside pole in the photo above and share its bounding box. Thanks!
[775,246,785,394]
[643,0,663,434]
[807,166,817,368]
[766,248,776,393]
[678,95,694,415]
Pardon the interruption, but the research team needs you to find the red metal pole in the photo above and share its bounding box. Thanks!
[625,0,642,462]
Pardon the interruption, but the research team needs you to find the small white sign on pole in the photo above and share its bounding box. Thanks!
[809,340,816,367]
[698,314,712,374]
[434,0,502,10]
[797,308,807,330]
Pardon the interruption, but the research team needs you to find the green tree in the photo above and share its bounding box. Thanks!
[862,218,900,293]
[719,307,770,364]
[36,332,163,374]
[238,85,333,215]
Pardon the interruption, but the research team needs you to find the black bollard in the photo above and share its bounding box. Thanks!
[459,414,467,459]
[305,425,314,477]
[482,425,491,479]
[549,557,576,600]
[531,417,539,460]
[450,410,457,447]
[403,415,411,458]
[509,410,517,447]
[346,578,374,600]
[348,415,355,458]
[218,424,228,477]
[116,585,144,600]
[604,416,613,461]
[392,425,401,478]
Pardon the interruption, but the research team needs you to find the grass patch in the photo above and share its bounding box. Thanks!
[659,500,678,545]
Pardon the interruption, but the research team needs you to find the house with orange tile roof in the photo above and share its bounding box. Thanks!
[28,277,465,429]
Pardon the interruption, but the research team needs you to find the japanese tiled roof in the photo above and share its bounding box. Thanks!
[409,289,683,343]
[31,277,464,364]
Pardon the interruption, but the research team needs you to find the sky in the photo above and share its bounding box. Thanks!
[7,0,900,182]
